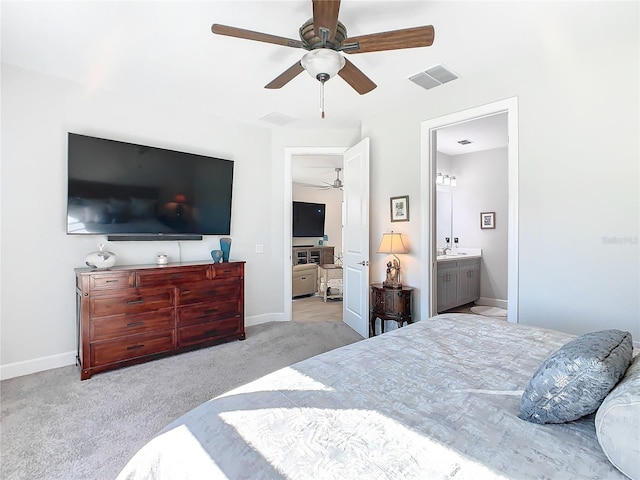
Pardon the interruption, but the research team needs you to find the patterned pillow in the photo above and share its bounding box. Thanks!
[595,354,640,480]
[519,330,633,424]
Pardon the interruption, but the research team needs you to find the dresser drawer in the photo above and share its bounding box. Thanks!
[90,288,174,317]
[136,266,209,287]
[91,330,175,366]
[90,308,175,341]
[88,272,135,291]
[211,263,243,279]
[177,280,241,306]
[177,301,240,327]
[178,318,240,347]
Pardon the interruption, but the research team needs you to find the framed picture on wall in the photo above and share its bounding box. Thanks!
[390,196,410,222]
[480,212,495,229]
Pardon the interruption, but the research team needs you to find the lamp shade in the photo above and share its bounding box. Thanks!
[377,232,409,254]
[301,49,345,80]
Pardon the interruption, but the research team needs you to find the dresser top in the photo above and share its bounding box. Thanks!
[75,260,245,274]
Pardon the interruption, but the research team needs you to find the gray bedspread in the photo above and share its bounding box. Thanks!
[117,314,625,479]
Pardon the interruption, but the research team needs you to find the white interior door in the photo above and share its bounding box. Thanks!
[342,138,370,337]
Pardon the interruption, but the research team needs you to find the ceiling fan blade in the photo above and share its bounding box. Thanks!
[211,24,305,49]
[343,25,435,54]
[338,58,377,95]
[312,0,341,43]
[265,61,305,89]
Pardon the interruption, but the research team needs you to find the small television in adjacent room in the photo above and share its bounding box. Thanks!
[67,133,234,239]
[292,201,326,237]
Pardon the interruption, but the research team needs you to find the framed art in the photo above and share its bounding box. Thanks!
[480,212,495,229]
[390,196,410,222]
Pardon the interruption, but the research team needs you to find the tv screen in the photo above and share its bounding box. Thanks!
[67,133,234,238]
[292,201,325,237]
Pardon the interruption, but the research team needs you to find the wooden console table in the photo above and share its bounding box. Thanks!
[369,283,413,337]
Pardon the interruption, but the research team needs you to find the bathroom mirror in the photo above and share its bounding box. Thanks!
[436,188,452,249]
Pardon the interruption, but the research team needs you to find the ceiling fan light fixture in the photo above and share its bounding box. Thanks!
[301,49,345,81]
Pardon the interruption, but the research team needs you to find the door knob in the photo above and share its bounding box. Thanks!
[357,260,369,266]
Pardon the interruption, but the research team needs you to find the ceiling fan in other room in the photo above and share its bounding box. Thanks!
[211,0,435,117]
[302,167,344,190]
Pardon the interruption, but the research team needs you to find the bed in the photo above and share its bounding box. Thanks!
[116,314,638,479]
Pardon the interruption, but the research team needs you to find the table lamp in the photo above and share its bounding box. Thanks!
[377,232,409,289]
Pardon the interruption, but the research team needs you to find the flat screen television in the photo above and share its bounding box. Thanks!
[67,133,234,240]
[292,201,325,237]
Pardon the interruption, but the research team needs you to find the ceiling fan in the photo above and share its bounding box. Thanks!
[302,167,344,190]
[211,0,435,117]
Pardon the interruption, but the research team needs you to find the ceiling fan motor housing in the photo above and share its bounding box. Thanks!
[299,19,347,49]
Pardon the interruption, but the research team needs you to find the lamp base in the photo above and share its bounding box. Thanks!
[382,280,403,289]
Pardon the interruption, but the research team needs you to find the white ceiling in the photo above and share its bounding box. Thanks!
[2,1,620,132]
[2,1,625,185]
[290,112,508,184]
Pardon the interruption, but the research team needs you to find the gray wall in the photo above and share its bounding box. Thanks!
[363,1,639,339]
[452,147,508,303]
[0,64,360,378]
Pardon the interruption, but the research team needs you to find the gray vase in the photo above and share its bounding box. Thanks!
[210,250,223,263]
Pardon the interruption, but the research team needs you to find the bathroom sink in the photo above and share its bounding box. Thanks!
[437,252,477,261]
[438,252,467,258]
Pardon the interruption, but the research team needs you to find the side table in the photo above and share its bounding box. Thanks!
[369,283,414,337]
[318,264,343,302]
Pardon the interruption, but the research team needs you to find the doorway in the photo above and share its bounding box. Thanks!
[420,98,519,322]
[284,140,371,337]
[291,154,344,324]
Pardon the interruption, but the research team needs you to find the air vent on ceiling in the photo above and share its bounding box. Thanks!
[408,64,458,91]
[457,139,472,145]
[259,112,297,126]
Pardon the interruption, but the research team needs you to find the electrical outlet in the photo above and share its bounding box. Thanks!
[255,244,264,254]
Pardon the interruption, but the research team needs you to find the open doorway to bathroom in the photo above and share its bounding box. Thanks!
[435,113,509,316]
[421,97,519,322]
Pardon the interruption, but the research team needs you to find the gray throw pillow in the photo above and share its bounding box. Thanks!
[519,329,633,424]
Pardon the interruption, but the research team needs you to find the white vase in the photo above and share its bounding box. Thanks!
[85,244,117,269]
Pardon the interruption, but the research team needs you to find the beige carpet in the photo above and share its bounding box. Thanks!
[0,320,362,480]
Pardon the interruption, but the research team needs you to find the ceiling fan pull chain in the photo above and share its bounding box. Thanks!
[320,79,325,119]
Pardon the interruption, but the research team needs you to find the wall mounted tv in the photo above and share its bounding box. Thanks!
[292,201,325,237]
[67,133,234,240]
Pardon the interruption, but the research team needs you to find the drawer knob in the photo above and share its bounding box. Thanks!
[127,321,144,328]
[126,344,144,351]
[127,299,145,305]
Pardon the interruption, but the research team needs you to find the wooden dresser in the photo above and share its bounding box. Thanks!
[75,261,245,380]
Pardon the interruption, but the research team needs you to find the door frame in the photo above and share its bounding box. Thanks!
[284,146,348,322]
[420,97,520,322]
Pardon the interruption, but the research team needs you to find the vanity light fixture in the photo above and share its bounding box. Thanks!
[436,172,457,187]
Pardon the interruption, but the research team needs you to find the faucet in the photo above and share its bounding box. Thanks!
[441,237,451,256]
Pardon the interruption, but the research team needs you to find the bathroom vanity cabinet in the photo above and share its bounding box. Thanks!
[437,257,480,312]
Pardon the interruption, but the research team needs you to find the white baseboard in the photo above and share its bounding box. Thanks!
[476,297,508,310]
[244,312,286,327]
[0,351,76,381]
[1,315,286,380]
